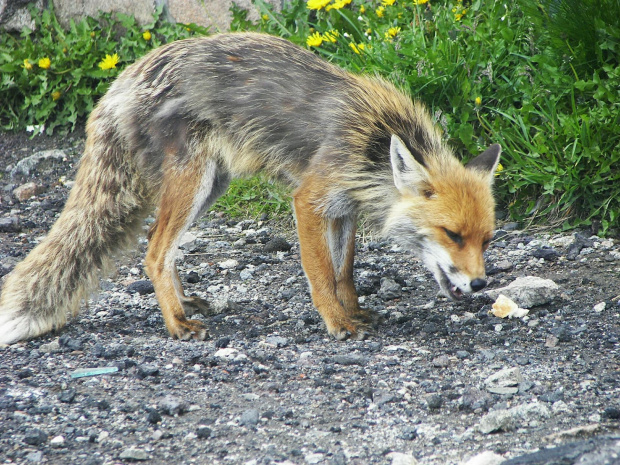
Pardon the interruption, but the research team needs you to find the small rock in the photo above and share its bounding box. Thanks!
[239,408,260,427]
[147,410,162,424]
[531,246,559,261]
[158,395,188,416]
[218,259,239,269]
[186,271,200,283]
[426,394,443,410]
[263,237,292,253]
[136,364,160,378]
[0,216,20,233]
[24,428,48,446]
[478,402,550,434]
[119,447,149,461]
[196,425,212,439]
[265,335,288,348]
[332,354,367,366]
[485,367,524,390]
[545,335,559,348]
[13,182,42,201]
[305,453,325,464]
[178,232,196,250]
[485,276,560,308]
[462,451,506,465]
[431,355,451,368]
[11,149,66,178]
[127,280,154,295]
[39,338,61,353]
[239,268,254,280]
[25,451,44,463]
[378,277,402,300]
[59,388,76,403]
[387,452,418,465]
[50,435,65,448]
[486,259,514,275]
[593,302,606,313]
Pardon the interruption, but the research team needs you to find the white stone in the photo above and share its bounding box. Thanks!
[485,276,560,308]
[461,451,505,465]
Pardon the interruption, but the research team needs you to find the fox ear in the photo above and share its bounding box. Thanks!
[390,134,429,195]
[466,144,501,184]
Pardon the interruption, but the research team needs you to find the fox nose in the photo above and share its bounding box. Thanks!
[470,278,487,292]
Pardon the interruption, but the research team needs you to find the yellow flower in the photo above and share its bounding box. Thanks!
[38,57,51,69]
[142,30,152,41]
[475,96,482,106]
[495,163,504,176]
[326,0,351,10]
[307,32,323,47]
[358,43,366,51]
[52,91,61,101]
[23,59,33,71]
[307,0,331,10]
[98,53,119,70]
[386,26,401,38]
[382,0,395,5]
[322,30,339,43]
[349,42,360,54]
[262,14,269,20]
[376,6,385,16]
[90,31,96,38]
[413,0,429,4]
[360,5,365,13]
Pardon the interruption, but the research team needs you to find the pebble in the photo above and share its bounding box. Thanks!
[196,425,212,439]
[378,277,402,300]
[431,355,451,368]
[387,452,418,465]
[332,354,367,366]
[485,276,560,308]
[24,428,47,446]
[158,395,188,416]
[127,280,154,295]
[25,451,43,463]
[478,402,550,434]
[593,302,606,312]
[462,451,506,465]
[304,453,325,464]
[263,236,292,253]
[239,408,260,427]
[13,182,42,201]
[119,447,149,461]
[0,216,20,233]
[50,435,65,448]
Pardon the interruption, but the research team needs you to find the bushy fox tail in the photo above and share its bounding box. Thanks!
[0,122,152,345]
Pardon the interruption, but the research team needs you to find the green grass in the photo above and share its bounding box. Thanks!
[1,0,619,230]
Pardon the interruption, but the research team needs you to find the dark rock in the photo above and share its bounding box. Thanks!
[59,388,76,403]
[263,237,292,253]
[186,271,200,283]
[136,364,160,379]
[531,246,559,261]
[147,410,162,424]
[332,355,367,366]
[426,394,443,410]
[566,234,594,260]
[24,428,48,446]
[459,387,494,412]
[127,280,154,295]
[158,395,188,416]
[602,406,620,420]
[0,217,20,233]
[214,337,231,349]
[503,437,620,465]
[378,277,402,300]
[196,425,212,438]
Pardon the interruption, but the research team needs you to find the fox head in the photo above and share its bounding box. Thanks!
[385,135,501,300]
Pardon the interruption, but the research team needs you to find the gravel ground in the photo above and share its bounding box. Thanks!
[0,129,619,465]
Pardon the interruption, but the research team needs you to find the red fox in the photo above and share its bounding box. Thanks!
[0,33,500,344]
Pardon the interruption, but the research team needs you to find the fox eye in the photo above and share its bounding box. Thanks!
[443,228,463,246]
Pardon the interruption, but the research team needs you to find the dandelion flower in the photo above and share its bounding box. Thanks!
[262,14,269,20]
[475,96,482,106]
[142,30,152,41]
[23,59,33,71]
[307,0,331,10]
[322,30,339,43]
[386,26,401,38]
[307,32,323,47]
[360,5,365,13]
[98,53,119,70]
[375,6,385,17]
[38,57,51,69]
[52,91,61,101]
[495,163,504,176]
[349,43,360,54]
[413,0,429,4]
[382,0,395,5]
[326,0,351,10]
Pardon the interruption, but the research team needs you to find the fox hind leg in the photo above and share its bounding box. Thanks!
[146,157,230,340]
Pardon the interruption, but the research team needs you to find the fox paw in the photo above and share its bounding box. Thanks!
[326,311,375,341]
[170,319,208,341]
